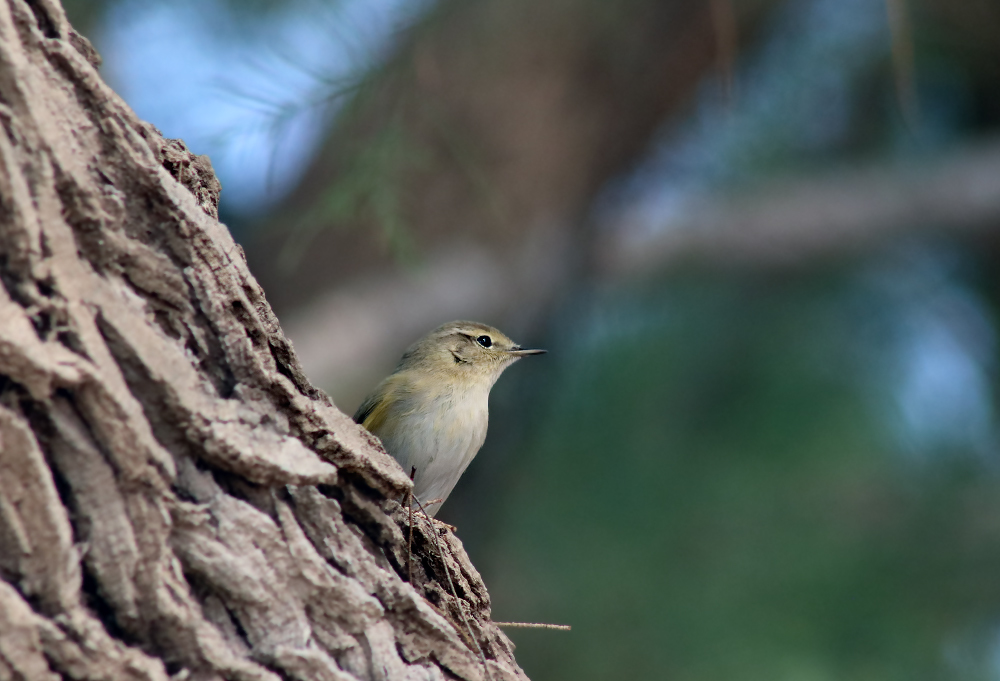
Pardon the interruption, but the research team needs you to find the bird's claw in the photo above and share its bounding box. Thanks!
[432,518,457,533]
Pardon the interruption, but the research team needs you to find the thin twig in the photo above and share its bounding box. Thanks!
[412,496,491,681]
[494,621,572,631]
[885,0,921,132]
[709,0,738,107]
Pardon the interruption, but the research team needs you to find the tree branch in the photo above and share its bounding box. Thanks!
[599,139,1000,275]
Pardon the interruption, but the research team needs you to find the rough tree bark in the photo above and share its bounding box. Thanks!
[0,1,526,679]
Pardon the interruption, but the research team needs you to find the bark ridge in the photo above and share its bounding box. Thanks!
[0,1,526,679]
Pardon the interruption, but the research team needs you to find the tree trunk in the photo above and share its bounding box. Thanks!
[0,1,524,679]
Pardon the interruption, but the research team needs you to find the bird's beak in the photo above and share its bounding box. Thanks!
[508,347,547,357]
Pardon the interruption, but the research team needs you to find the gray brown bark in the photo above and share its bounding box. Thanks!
[0,1,524,679]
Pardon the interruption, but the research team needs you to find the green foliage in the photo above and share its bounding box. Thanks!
[278,118,428,271]
[473,268,1000,681]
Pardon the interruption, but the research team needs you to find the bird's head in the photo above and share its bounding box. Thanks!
[397,320,546,388]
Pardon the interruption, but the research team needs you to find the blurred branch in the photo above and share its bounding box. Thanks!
[284,229,569,409]
[288,139,1000,406]
[247,0,782,312]
[597,138,1000,276]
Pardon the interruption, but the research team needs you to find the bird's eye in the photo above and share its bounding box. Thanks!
[476,335,492,348]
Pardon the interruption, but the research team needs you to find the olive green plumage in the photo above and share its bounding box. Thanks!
[353,320,545,517]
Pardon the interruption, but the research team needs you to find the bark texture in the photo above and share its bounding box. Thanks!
[0,1,525,679]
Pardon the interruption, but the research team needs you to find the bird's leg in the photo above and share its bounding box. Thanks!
[420,498,456,533]
[407,466,416,583]
[434,519,458,534]
[411,495,490,679]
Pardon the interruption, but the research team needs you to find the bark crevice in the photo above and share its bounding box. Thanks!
[0,1,527,678]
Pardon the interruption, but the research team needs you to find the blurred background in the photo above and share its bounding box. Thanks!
[67,0,1000,678]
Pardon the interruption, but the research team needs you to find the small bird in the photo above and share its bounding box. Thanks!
[353,320,546,517]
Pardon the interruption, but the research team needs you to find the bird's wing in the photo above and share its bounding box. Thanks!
[354,392,393,433]
[352,391,381,427]
[353,374,411,434]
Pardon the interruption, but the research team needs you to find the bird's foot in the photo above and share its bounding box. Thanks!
[409,498,455,533]
[432,518,457,533]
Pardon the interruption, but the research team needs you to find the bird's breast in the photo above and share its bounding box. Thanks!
[366,377,494,516]
[428,384,489,454]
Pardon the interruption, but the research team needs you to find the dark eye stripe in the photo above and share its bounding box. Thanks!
[476,335,492,348]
